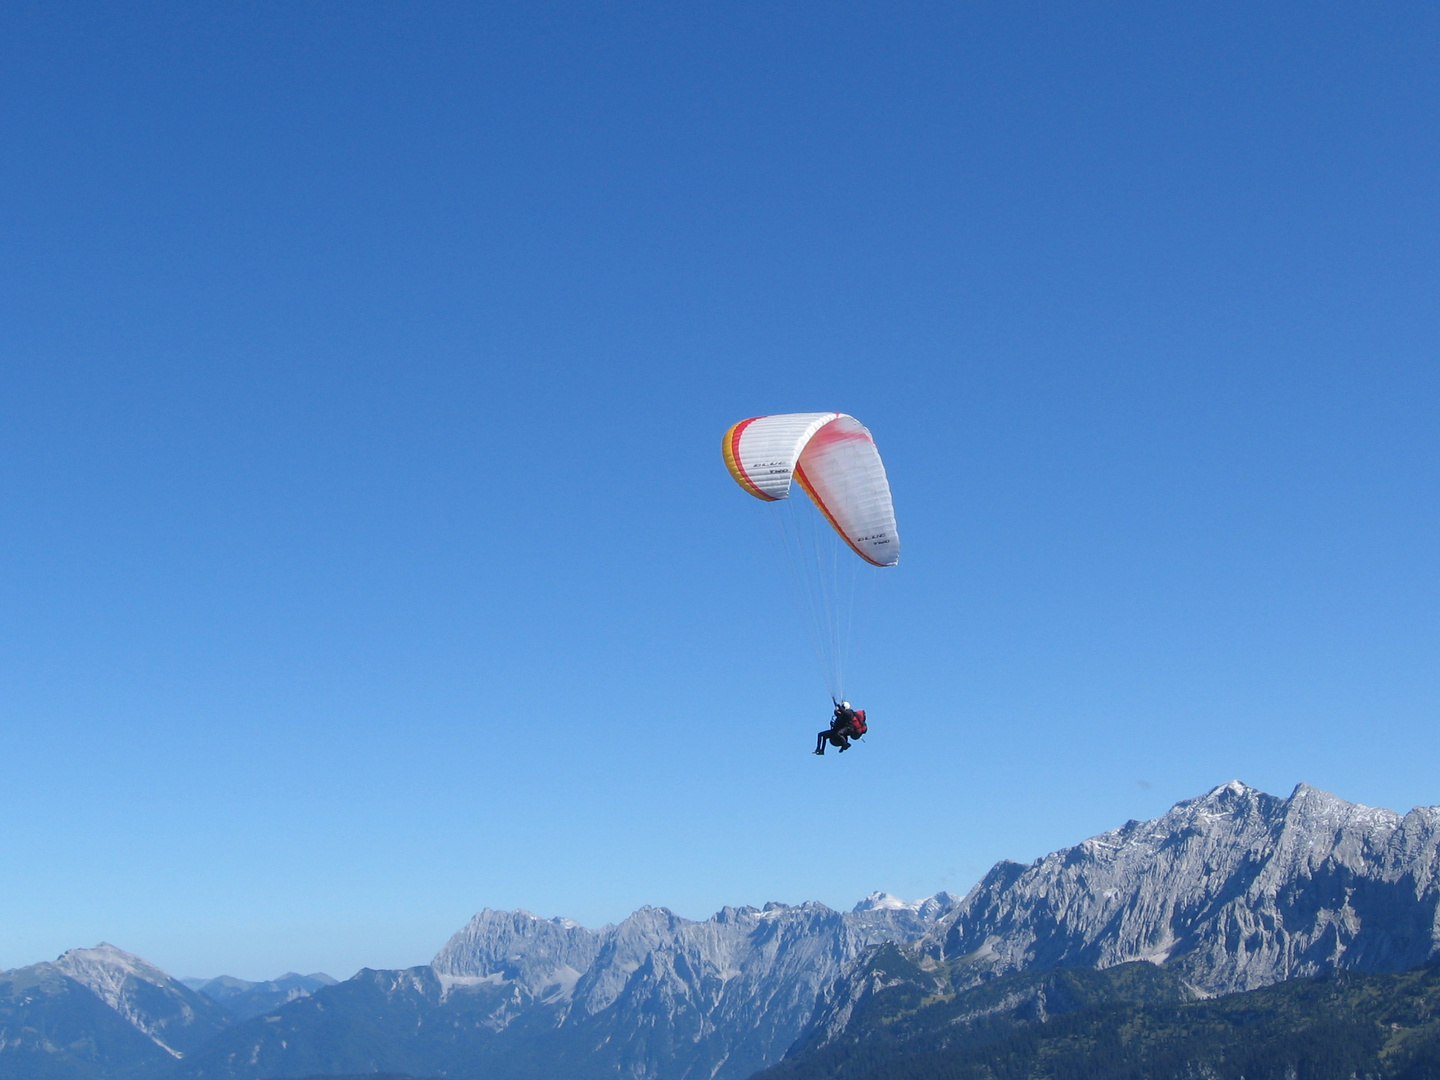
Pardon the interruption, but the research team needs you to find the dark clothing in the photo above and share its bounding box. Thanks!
[814,707,861,754]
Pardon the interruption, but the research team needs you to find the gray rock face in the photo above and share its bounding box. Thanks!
[799,782,1440,1049]
[430,896,957,1079]
[178,895,957,1080]
[431,907,603,1006]
[926,781,1440,995]
[571,897,956,1075]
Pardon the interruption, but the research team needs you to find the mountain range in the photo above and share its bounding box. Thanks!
[5,781,1440,1080]
[177,974,337,1023]
[177,894,956,1080]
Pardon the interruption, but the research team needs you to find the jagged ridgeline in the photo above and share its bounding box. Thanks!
[173,897,955,1080]
[5,782,1440,1080]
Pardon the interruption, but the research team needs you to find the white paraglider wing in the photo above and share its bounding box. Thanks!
[723,412,899,566]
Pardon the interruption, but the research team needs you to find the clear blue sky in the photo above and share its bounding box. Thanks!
[2,2,1436,980]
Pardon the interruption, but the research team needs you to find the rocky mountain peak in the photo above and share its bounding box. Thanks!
[923,781,1440,995]
[405,891,961,1077]
[53,943,175,1006]
[35,942,232,1059]
[431,905,604,1001]
[853,891,917,912]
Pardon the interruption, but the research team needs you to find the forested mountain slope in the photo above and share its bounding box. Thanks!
[759,953,1440,1080]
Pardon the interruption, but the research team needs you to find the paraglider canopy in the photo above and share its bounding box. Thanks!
[722,412,900,566]
[721,411,899,702]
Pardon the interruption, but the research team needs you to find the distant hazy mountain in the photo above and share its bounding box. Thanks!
[181,972,337,1021]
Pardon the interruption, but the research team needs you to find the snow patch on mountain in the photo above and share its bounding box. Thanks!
[853,891,918,911]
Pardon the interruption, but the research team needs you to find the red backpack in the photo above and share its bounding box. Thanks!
[850,709,867,736]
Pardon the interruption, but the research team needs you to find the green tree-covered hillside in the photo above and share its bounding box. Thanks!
[757,953,1440,1080]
